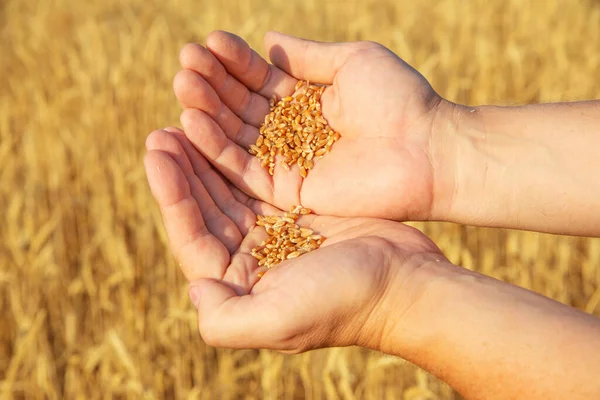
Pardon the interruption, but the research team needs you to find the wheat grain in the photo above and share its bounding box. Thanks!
[250,205,324,273]
[249,80,340,177]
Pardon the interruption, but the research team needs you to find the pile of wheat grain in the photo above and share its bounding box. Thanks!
[249,80,341,177]
[251,206,325,274]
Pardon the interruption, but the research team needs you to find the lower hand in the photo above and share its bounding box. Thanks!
[144,127,450,352]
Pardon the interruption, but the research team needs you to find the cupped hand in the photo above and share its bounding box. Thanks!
[173,31,452,222]
[144,127,447,352]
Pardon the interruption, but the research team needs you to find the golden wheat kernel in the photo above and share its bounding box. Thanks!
[284,212,299,220]
[279,217,294,224]
[274,220,287,228]
[286,251,301,259]
[300,228,313,237]
[314,148,327,157]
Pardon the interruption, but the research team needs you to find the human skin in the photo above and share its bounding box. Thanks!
[144,127,600,400]
[173,31,600,236]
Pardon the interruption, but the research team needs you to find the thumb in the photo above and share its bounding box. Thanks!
[188,279,286,349]
[264,31,358,84]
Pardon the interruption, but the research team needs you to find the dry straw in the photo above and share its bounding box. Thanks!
[249,80,341,177]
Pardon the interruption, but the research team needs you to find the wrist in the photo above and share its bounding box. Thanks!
[358,251,470,357]
[428,99,468,222]
[428,100,501,225]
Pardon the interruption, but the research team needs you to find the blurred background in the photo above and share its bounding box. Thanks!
[1,0,599,398]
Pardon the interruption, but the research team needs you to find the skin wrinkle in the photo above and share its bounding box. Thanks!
[236,79,255,124]
[425,96,447,221]
[258,59,273,95]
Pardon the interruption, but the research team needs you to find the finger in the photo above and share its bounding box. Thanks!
[179,43,270,127]
[205,30,297,99]
[221,231,269,295]
[180,108,275,204]
[146,128,194,175]
[173,69,259,148]
[146,130,243,253]
[264,31,361,84]
[189,278,291,350]
[144,150,229,280]
[167,129,257,236]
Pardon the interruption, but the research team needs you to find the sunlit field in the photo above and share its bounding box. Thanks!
[1,0,599,398]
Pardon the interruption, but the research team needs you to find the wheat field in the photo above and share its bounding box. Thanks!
[1,0,600,398]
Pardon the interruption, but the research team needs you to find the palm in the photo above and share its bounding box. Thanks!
[144,127,444,351]
[174,31,441,221]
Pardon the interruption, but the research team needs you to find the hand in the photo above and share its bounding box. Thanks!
[173,31,454,222]
[144,127,448,352]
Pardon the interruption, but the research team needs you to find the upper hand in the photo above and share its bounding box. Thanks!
[173,31,453,222]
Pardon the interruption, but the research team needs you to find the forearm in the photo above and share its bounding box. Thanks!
[432,100,600,236]
[381,261,600,400]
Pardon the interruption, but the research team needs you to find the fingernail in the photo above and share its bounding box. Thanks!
[188,285,201,309]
